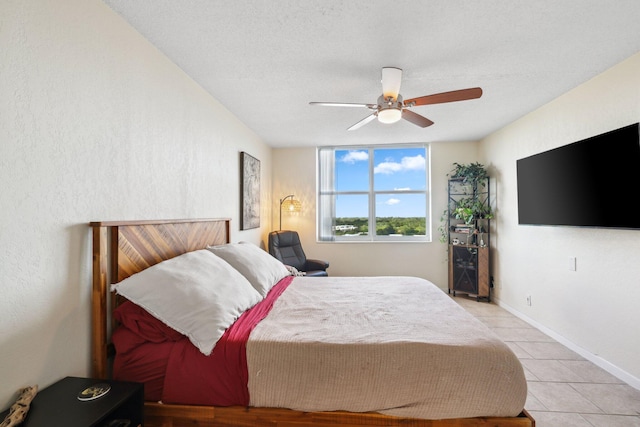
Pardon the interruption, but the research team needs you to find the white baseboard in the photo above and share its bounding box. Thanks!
[494,298,640,391]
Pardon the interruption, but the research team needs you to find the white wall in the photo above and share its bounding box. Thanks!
[0,0,273,408]
[481,52,640,386]
[272,141,479,286]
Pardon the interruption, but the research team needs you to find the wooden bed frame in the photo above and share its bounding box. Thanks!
[90,218,534,427]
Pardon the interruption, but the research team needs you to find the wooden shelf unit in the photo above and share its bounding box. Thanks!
[446,177,492,301]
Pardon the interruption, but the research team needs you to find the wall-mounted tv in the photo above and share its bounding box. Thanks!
[516,122,640,229]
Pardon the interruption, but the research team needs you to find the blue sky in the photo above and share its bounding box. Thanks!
[335,147,427,218]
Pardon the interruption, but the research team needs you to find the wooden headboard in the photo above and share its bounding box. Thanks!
[89,218,231,379]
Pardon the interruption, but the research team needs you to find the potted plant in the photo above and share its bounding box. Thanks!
[440,162,493,244]
[449,162,489,188]
[453,197,494,225]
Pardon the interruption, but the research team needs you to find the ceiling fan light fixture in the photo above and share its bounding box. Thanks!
[377,108,402,124]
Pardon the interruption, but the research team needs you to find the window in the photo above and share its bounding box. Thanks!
[318,144,431,242]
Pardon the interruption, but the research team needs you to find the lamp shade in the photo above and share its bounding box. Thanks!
[281,198,301,214]
[279,195,302,230]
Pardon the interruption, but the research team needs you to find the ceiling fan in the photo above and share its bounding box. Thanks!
[309,67,482,131]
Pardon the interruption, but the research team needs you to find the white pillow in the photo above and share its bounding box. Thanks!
[111,249,262,356]
[207,242,289,297]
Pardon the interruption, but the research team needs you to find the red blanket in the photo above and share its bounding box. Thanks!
[112,276,294,405]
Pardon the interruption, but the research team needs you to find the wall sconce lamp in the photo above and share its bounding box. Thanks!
[279,194,302,230]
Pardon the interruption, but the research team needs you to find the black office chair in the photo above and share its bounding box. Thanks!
[268,230,329,277]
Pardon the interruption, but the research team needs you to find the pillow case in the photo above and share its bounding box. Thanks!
[207,242,289,297]
[111,249,262,355]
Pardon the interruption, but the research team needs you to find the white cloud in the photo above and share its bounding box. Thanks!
[374,154,426,174]
[394,187,411,191]
[384,198,401,206]
[374,161,402,174]
[340,150,368,164]
[401,154,426,170]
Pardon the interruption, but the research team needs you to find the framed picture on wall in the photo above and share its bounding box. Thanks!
[241,152,260,230]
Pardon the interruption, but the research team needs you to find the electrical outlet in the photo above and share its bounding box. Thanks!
[569,256,576,271]
[526,294,532,306]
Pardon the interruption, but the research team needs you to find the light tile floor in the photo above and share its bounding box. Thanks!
[452,296,640,427]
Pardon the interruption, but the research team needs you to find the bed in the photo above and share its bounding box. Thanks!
[90,218,534,427]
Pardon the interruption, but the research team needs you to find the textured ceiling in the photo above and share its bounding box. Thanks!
[102,0,640,148]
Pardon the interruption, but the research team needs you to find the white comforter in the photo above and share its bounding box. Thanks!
[246,276,527,420]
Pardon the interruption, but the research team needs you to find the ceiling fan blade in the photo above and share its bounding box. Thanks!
[381,67,402,100]
[402,109,434,128]
[310,102,376,109]
[347,113,377,131]
[404,87,483,107]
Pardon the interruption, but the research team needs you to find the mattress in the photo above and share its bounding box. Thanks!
[112,275,527,420]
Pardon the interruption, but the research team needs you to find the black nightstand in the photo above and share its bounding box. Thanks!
[1,377,143,427]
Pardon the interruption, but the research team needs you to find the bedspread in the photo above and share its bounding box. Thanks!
[247,276,527,420]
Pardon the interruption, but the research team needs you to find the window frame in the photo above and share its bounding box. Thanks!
[317,143,432,243]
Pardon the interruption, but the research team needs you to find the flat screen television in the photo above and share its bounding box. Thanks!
[516,122,640,229]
